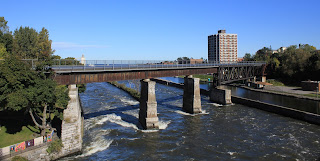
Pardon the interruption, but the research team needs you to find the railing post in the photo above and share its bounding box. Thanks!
[104,60,106,70]
[113,60,114,70]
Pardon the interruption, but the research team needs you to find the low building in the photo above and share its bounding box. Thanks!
[190,59,203,64]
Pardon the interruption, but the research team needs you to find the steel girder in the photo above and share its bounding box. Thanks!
[216,65,265,85]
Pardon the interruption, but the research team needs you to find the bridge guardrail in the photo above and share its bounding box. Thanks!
[50,60,266,72]
[0,59,266,72]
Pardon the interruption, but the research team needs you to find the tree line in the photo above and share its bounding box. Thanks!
[243,44,320,85]
[0,17,69,136]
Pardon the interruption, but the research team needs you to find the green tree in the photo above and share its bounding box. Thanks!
[38,27,54,60]
[13,27,39,59]
[253,47,273,61]
[0,56,69,136]
[305,50,320,80]
[0,17,13,54]
[0,43,7,59]
[299,44,316,52]
[177,57,190,64]
[243,53,253,61]
[0,17,9,34]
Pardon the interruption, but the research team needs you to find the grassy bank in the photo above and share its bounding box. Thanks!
[109,81,140,101]
[303,93,320,98]
[0,125,39,148]
[266,79,285,86]
[178,74,213,82]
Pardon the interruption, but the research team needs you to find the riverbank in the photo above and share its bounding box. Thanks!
[176,74,213,83]
[230,84,320,101]
[108,81,140,101]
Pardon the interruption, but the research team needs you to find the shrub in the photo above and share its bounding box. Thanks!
[11,156,28,161]
[47,139,64,154]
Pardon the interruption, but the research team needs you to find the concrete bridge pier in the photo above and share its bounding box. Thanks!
[183,75,202,114]
[209,86,232,105]
[139,79,159,130]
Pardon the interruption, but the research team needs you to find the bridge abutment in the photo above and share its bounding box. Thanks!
[183,75,202,114]
[210,86,232,105]
[139,79,159,130]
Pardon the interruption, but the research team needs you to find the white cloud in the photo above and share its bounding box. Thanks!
[52,42,109,49]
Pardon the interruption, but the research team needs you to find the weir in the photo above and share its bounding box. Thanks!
[209,87,232,105]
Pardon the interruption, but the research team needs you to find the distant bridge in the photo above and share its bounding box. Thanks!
[49,60,266,85]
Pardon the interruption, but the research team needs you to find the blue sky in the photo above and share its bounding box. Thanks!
[1,0,319,60]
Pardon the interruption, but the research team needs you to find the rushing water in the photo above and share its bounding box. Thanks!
[60,80,320,160]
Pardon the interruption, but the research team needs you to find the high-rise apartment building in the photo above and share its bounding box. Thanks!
[208,30,238,62]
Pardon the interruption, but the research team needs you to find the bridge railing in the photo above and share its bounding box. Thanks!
[50,60,265,72]
[0,59,266,72]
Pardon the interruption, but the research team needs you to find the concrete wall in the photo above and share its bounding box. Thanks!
[231,96,320,125]
[209,88,232,105]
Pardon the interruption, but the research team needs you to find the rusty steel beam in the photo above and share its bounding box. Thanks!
[53,68,218,85]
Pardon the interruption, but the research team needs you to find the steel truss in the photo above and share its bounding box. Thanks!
[214,65,266,86]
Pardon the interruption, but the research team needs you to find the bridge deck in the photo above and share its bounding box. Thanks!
[50,61,265,85]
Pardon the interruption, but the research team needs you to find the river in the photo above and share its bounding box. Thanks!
[61,79,320,160]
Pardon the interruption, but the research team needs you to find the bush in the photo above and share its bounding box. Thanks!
[11,156,28,161]
[77,84,86,93]
[47,139,64,154]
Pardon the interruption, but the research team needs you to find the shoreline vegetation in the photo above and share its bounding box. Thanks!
[177,74,213,82]
[108,81,140,101]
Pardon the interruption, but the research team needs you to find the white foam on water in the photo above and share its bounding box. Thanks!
[199,110,209,115]
[174,110,208,116]
[207,103,223,107]
[96,117,110,125]
[141,129,159,133]
[227,152,237,155]
[175,110,193,116]
[159,120,171,129]
[106,113,139,130]
[120,97,139,105]
[74,128,113,158]
[289,133,302,147]
[127,138,139,140]
[77,139,113,158]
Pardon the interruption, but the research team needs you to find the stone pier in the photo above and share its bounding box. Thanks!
[183,75,202,114]
[210,86,232,105]
[139,79,159,130]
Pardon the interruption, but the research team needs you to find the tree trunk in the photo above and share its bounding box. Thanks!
[41,103,47,136]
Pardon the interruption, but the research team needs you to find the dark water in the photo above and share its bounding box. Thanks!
[60,81,320,160]
[161,77,320,115]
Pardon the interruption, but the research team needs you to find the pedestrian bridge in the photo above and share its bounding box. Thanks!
[50,59,265,129]
[50,60,265,85]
